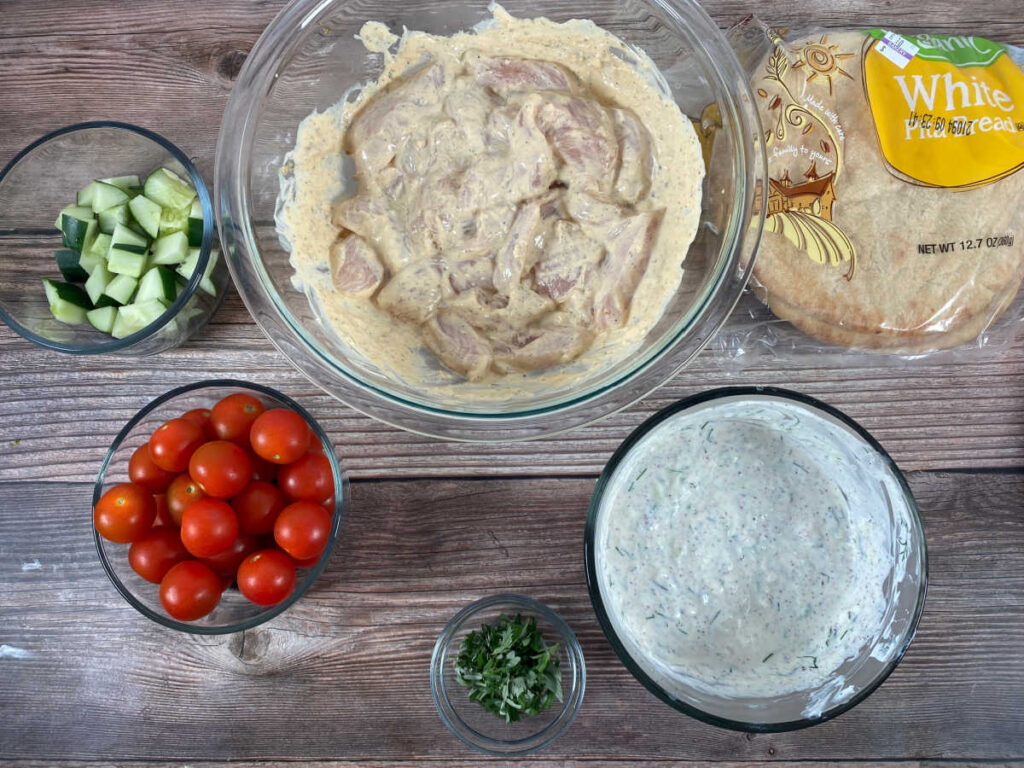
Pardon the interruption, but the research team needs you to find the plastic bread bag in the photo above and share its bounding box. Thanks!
[713,18,1024,370]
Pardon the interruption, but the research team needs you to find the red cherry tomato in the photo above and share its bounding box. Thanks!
[129,526,191,583]
[232,481,286,536]
[293,555,321,568]
[278,452,333,502]
[153,494,175,527]
[159,561,222,621]
[188,440,252,499]
[248,450,278,483]
[200,533,260,576]
[211,393,265,444]
[166,474,206,526]
[237,549,297,606]
[273,501,332,561]
[148,418,205,473]
[181,408,216,440]
[128,444,176,493]
[249,409,311,464]
[180,498,239,558]
[94,483,157,543]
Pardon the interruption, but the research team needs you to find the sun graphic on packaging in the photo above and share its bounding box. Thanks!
[792,35,855,95]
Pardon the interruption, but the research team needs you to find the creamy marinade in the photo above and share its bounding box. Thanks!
[276,6,704,397]
[595,397,910,703]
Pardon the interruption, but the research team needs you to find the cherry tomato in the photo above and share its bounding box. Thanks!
[273,501,332,561]
[188,440,252,499]
[166,474,206,526]
[211,393,265,444]
[293,555,321,568]
[237,549,296,606]
[159,561,222,621]
[320,496,336,516]
[153,494,175,527]
[200,533,259,576]
[181,408,216,440]
[148,418,205,473]
[232,481,286,536]
[94,483,157,543]
[248,450,278,483]
[277,452,333,502]
[128,444,176,494]
[129,526,190,583]
[249,409,311,464]
[180,498,239,558]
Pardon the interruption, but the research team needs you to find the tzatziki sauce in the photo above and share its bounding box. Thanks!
[595,395,912,704]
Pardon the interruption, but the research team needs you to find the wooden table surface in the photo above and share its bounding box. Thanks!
[2,1,1024,766]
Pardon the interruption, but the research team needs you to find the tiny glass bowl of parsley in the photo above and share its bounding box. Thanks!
[430,594,586,755]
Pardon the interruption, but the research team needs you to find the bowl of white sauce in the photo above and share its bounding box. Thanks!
[584,387,927,731]
[215,0,765,440]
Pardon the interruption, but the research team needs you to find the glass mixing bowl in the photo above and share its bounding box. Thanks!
[216,0,765,440]
[584,387,928,731]
[0,122,228,355]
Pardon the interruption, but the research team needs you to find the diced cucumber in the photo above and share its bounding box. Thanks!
[176,247,219,297]
[83,232,112,263]
[136,266,179,303]
[107,248,148,278]
[54,204,93,231]
[159,204,190,237]
[187,198,204,247]
[97,203,129,235]
[144,168,196,210]
[86,305,118,334]
[55,249,89,282]
[91,181,130,213]
[61,212,97,251]
[111,299,167,339]
[100,175,141,190]
[85,261,113,305]
[128,195,163,239]
[150,231,188,265]
[110,223,149,250]
[43,278,92,325]
[77,181,102,208]
[101,273,138,306]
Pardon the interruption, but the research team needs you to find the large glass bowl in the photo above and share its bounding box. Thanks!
[584,387,928,731]
[0,122,228,355]
[93,379,349,634]
[216,0,765,440]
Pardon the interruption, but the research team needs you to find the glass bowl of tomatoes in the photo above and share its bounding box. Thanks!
[92,379,348,633]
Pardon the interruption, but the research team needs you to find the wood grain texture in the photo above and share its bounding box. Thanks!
[2,472,1023,762]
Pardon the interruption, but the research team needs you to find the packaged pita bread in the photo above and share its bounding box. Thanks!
[724,19,1024,356]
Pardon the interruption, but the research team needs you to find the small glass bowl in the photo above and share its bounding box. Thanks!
[584,387,928,731]
[93,379,349,634]
[0,122,229,355]
[430,594,586,755]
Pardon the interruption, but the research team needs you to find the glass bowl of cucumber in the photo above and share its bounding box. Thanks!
[0,121,230,355]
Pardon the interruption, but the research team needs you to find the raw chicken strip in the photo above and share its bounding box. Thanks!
[446,255,494,293]
[591,209,665,330]
[493,202,541,295]
[533,220,604,301]
[329,235,385,296]
[564,190,626,243]
[346,62,447,176]
[423,311,493,380]
[332,195,411,273]
[612,108,653,203]
[375,262,443,323]
[499,325,594,371]
[467,56,576,94]
[448,287,552,335]
[537,96,618,194]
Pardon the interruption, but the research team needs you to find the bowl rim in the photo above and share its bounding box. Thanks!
[429,593,586,755]
[92,378,349,634]
[0,120,218,354]
[215,0,767,440]
[583,385,929,732]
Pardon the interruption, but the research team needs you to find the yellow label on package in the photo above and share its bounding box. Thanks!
[863,31,1024,188]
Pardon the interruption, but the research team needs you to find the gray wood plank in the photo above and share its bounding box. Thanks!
[1,472,1022,762]
[1,289,1022,481]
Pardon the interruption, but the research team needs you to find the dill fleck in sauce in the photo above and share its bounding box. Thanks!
[596,398,897,699]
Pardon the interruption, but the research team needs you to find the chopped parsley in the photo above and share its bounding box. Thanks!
[454,613,563,722]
